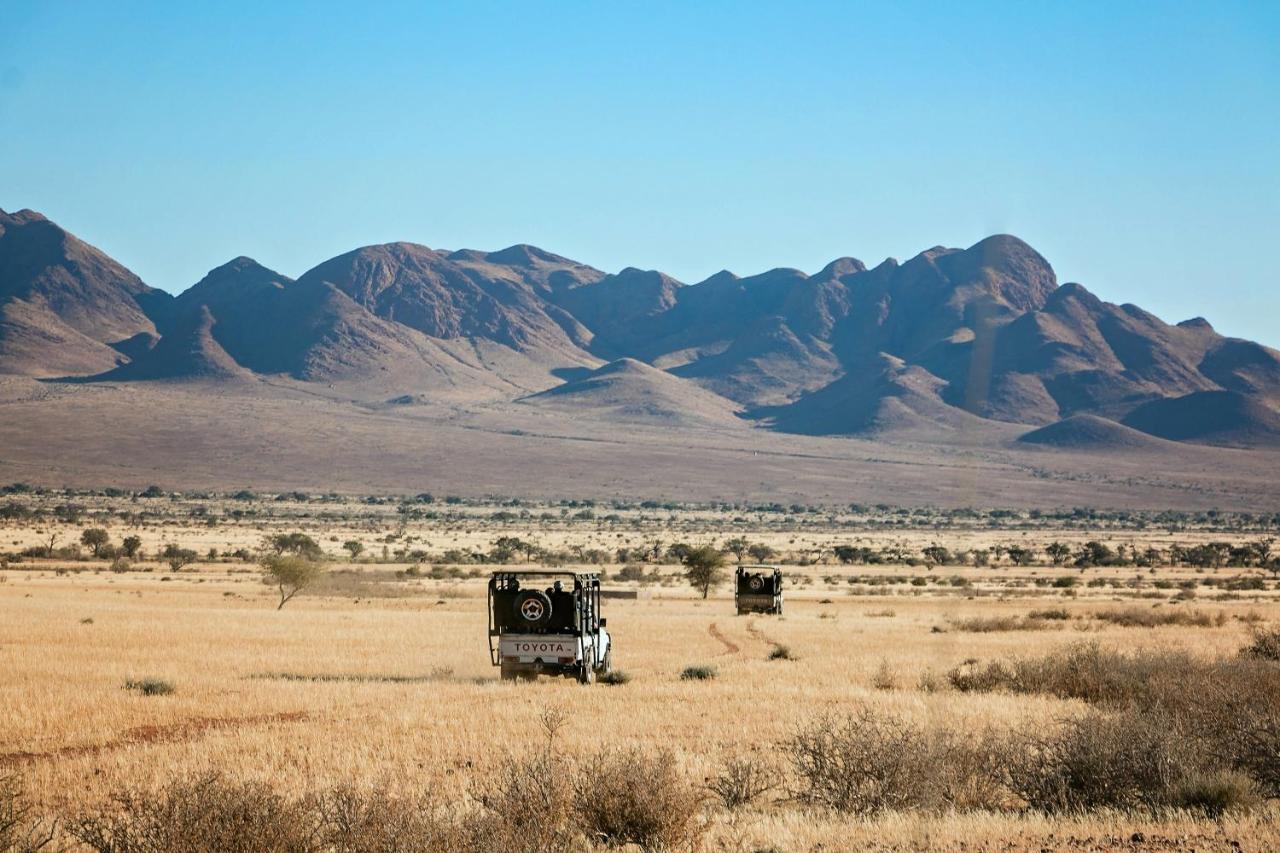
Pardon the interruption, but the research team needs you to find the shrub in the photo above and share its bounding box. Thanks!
[470,745,578,852]
[308,785,466,852]
[69,773,314,853]
[945,642,1280,798]
[1170,771,1262,818]
[573,749,706,849]
[948,615,1053,632]
[1009,708,1205,813]
[786,709,924,813]
[1240,626,1280,662]
[261,555,326,610]
[123,677,175,696]
[0,774,54,852]
[599,669,631,685]
[767,644,793,661]
[708,755,777,810]
[870,660,897,691]
[681,664,717,681]
[784,708,1010,814]
[1091,607,1225,628]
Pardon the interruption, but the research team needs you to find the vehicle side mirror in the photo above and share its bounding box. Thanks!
[599,618,607,628]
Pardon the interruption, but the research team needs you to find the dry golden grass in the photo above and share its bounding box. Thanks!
[2,513,1280,850]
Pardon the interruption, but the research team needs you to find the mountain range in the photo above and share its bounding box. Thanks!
[3,205,1279,451]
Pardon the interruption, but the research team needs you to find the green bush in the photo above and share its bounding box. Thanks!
[123,677,175,696]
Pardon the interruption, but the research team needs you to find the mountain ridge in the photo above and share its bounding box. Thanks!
[3,207,1278,448]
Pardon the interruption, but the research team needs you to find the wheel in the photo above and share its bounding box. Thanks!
[500,661,518,681]
[595,647,613,676]
[578,662,596,684]
[749,574,765,591]
[511,590,553,628]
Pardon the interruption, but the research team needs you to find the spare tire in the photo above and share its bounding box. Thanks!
[512,589,553,628]
[748,574,765,591]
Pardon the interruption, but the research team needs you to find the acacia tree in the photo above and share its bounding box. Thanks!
[266,532,323,560]
[683,545,727,599]
[261,554,325,610]
[724,538,751,564]
[342,540,364,560]
[80,528,110,557]
[121,535,143,559]
[162,544,197,572]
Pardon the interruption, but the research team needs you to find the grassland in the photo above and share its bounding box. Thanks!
[2,492,1279,850]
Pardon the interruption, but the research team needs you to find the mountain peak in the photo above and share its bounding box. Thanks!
[486,244,569,267]
[936,234,1057,311]
[0,208,49,226]
[816,257,866,279]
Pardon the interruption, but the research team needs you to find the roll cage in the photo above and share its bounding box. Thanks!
[487,570,604,667]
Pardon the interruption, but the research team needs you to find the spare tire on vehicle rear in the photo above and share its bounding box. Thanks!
[512,589,553,628]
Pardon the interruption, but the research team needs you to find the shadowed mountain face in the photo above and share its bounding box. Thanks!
[0,208,172,376]
[3,206,1279,447]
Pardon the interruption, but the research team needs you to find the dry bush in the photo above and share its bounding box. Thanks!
[708,756,778,810]
[783,708,1012,815]
[946,642,1280,714]
[1090,607,1226,628]
[947,615,1054,632]
[573,748,706,849]
[123,677,175,696]
[0,774,54,853]
[767,644,793,661]
[1009,708,1206,813]
[785,709,924,813]
[308,786,469,853]
[1189,674,1280,796]
[870,660,897,691]
[1240,626,1280,661]
[1027,608,1072,621]
[1010,708,1265,816]
[946,643,1204,707]
[68,773,316,853]
[948,642,1280,802]
[470,745,579,853]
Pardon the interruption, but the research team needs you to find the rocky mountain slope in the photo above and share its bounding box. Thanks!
[3,206,1278,448]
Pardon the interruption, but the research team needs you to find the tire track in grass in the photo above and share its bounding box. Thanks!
[707,622,740,656]
[0,711,309,767]
[745,619,779,648]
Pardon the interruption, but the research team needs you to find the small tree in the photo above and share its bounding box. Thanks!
[80,528,110,557]
[724,537,750,563]
[921,545,950,566]
[261,554,325,610]
[1046,542,1071,566]
[683,545,726,599]
[342,540,364,560]
[747,543,777,563]
[266,532,323,560]
[161,544,197,572]
[121,535,143,559]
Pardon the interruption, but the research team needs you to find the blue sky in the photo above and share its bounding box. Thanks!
[1,2,1276,343]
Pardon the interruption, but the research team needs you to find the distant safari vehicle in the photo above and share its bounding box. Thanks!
[735,565,783,615]
[488,570,613,683]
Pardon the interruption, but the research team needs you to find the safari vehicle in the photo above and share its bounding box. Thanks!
[488,570,613,683]
[735,565,783,615]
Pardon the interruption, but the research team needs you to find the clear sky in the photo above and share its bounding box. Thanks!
[1,2,1276,344]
